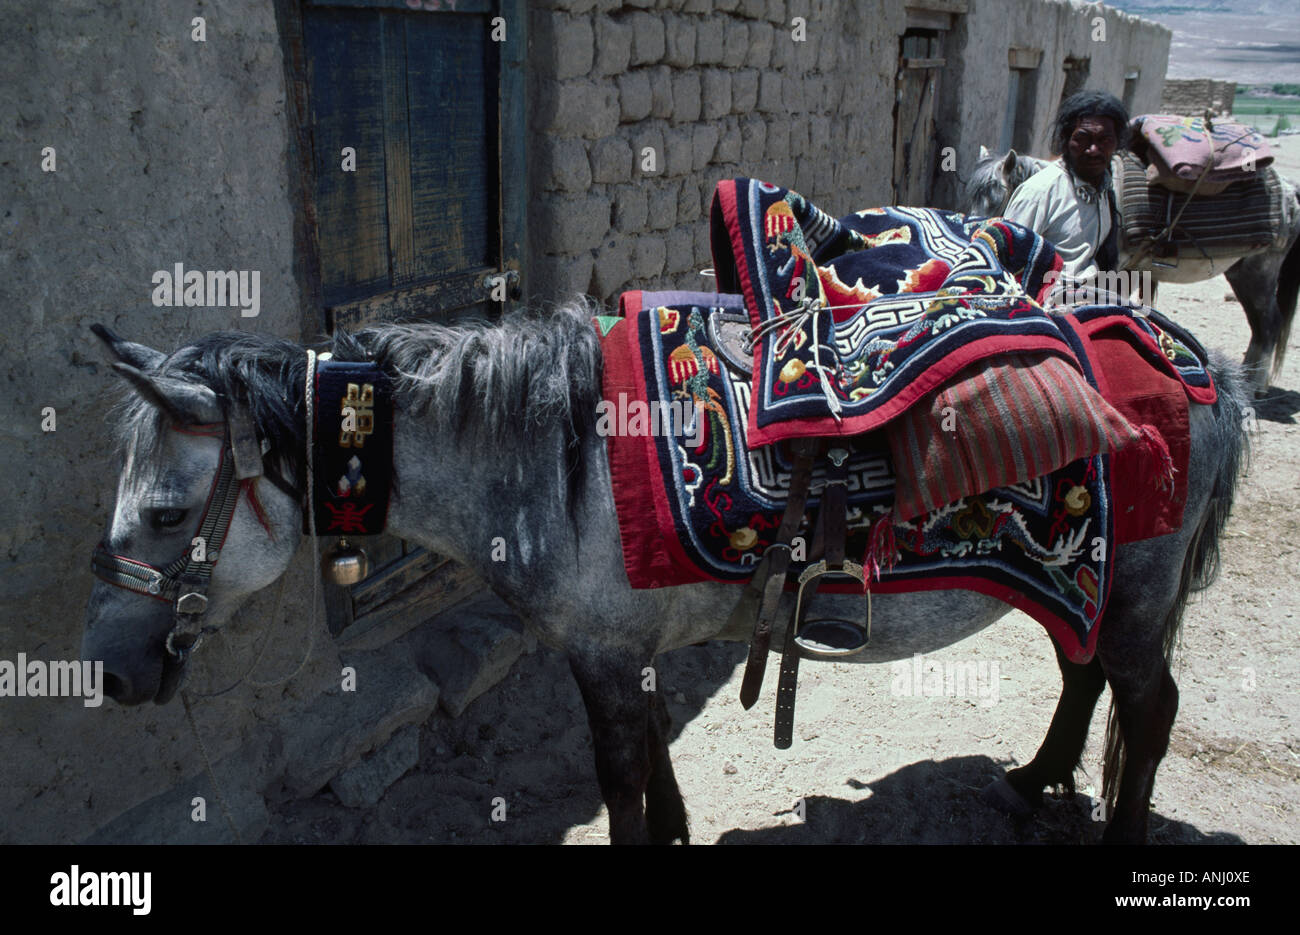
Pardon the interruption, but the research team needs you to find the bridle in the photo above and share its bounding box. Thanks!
[90,403,303,662]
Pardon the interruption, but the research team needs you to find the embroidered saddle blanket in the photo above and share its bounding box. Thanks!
[597,289,1215,664]
[710,178,1078,446]
[1130,114,1273,189]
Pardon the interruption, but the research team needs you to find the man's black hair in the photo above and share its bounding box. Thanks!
[1053,90,1130,154]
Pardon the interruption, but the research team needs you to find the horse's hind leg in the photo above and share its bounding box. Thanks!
[1095,582,1183,844]
[646,690,689,844]
[569,649,654,844]
[1224,255,1282,395]
[1099,651,1178,844]
[995,641,1107,812]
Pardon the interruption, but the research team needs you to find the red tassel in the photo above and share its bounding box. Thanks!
[865,515,898,582]
[1136,424,1175,496]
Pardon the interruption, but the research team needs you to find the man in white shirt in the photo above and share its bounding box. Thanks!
[1003,90,1128,299]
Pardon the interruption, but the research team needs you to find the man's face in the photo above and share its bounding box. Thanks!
[1066,115,1118,186]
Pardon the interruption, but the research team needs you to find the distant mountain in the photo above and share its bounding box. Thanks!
[1106,1,1296,14]
[1104,0,1300,85]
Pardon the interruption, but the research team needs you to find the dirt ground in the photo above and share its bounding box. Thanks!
[260,139,1300,846]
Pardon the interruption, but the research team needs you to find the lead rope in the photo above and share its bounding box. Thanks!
[746,297,844,419]
[182,689,243,843]
[177,349,321,844]
[283,349,321,688]
[188,575,289,698]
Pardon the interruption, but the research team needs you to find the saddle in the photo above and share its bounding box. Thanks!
[705,305,755,377]
[1130,114,1273,193]
[603,177,1213,749]
[1121,114,1289,264]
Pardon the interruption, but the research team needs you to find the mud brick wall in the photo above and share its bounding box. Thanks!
[0,0,513,846]
[1162,78,1237,117]
[932,0,1170,211]
[525,0,905,308]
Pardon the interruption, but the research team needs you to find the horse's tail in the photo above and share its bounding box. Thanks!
[1273,196,1300,380]
[1101,350,1250,808]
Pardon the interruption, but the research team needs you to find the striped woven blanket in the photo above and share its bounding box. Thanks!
[1120,152,1287,259]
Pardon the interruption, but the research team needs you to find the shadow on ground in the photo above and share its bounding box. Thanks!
[1254,386,1300,424]
[258,638,741,844]
[259,637,1240,845]
[715,754,1244,844]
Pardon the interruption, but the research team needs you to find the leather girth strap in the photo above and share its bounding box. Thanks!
[736,437,819,709]
[774,446,850,749]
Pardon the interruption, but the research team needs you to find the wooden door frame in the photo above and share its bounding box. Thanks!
[893,39,945,206]
[272,0,526,636]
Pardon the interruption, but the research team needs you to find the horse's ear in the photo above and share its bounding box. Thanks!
[979,144,990,161]
[91,324,166,373]
[111,362,223,426]
[1000,149,1019,174]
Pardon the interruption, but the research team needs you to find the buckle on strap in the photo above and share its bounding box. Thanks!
[176,592,209,616]
[91,547,168,598]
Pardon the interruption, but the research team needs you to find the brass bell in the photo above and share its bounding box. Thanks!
[322,538,369,586]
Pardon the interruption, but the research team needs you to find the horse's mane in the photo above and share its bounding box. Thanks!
[349,298,605,507]
[114,333,310,485]
[113,299,605,510]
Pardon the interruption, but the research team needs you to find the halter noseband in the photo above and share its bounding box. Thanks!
[90,404,301,661]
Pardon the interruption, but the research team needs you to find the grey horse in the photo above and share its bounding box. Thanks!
[82,303,1248,843]
[965,146,1300,397]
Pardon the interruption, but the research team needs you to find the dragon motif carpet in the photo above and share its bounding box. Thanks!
[598,180,1216,663]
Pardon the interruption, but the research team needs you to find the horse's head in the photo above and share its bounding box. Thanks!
[966,146,1043,217]
[83,326,306,705]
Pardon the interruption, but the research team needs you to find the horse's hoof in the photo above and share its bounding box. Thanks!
[981,776,1036,818]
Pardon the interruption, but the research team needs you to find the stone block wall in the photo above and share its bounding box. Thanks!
[1162,78,1237,117]
[525,0,905,308]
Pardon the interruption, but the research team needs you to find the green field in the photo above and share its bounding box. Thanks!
[1232,98,1300,115]
[1230,93,1299,136]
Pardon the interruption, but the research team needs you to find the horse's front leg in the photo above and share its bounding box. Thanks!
[646,688,690,844]
[1130,269,1157,307]
[1224,255,1282,397]
[569,648,656,844]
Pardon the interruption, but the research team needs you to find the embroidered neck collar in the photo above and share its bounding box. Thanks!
[308,356,394,536]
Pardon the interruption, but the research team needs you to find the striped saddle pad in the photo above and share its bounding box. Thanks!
[1120,152,1286,259]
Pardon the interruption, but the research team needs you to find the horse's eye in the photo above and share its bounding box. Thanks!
[150,508,189,530]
